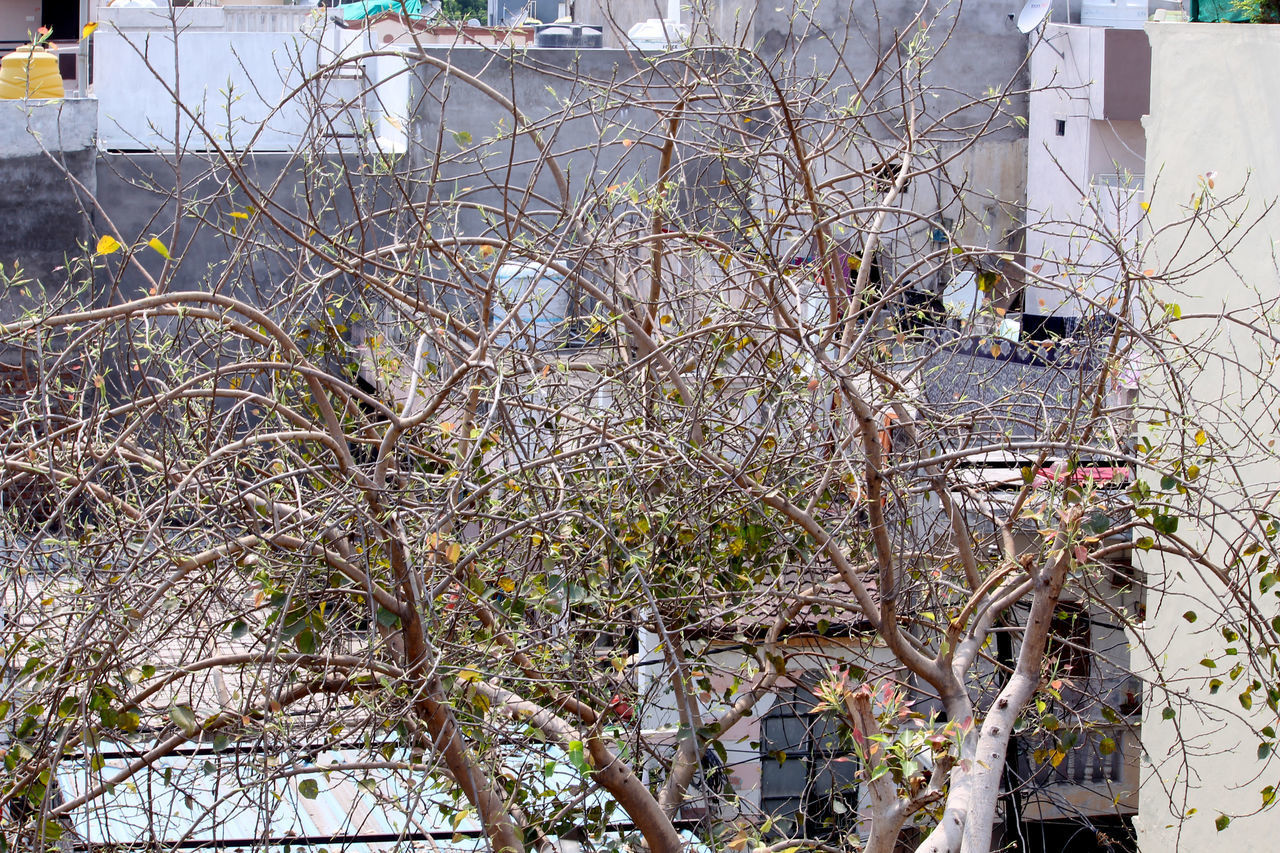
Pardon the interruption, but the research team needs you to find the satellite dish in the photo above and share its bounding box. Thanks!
[1017,0,1052,32]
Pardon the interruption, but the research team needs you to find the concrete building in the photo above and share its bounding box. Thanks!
[1134,20,1280,853]
[1025,22,1149,326]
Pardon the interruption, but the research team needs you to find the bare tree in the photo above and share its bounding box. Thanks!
[1,4,1277,853]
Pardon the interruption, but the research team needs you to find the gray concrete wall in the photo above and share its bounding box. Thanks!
[0,98,97,319]
[406,46,748,244]
[404,38,1028,304]
[578,0,1033,141]
[93,151,408,306]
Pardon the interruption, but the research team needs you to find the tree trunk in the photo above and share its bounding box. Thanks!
[960,548,1072,853]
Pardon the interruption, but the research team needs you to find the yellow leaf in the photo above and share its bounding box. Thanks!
[82,22,98,38]
[95,235,121,255]
[1195,429,1207,446]
[498,577,515,593]
[444,542,461,564]
[229,211,249,220]
[147,237,171,259]
[990,343,1002,357]
[1049,750,1066,768]
[457,668,481,683]
[1140,201,1150,212]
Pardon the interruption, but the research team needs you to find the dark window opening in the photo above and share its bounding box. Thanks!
[1055,119,1067,137]
[1020,815,1137,853]
[40,3,78,44]
[759,684,859,840]
[1046,602,1092,691]
[870,160,911,194]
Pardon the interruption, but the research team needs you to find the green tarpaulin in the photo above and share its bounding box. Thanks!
[1193,0,1251,21]
[340,0,424,21]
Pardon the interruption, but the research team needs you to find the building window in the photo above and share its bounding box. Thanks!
[759,684,859,839]
[1055,119,1067,137]
[1045,602,1092,692]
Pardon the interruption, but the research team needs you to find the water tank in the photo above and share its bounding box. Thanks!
[0,46,64,100]
[492,262,571,349]
[625,18,689,50]
[1081,0,1149,28]
[534,24,604,48]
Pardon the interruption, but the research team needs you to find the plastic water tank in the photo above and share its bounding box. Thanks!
[534,24,604,48]
[1081,0,1149,28]
[0,46,64,100]
[492,262,571,349]
[625,18,689,50]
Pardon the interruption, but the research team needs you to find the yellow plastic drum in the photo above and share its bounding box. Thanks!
[0,46,65,99]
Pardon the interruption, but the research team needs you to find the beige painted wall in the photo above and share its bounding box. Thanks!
[1136,22,1280,853]
[0,0,40,43]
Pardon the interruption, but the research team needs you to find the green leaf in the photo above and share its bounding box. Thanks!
[296,629,317,655]
[118,711,140,732]
[1216,814,1231,832]
[299,779,319,800]
[1241,692,1254,710]
[1259,743,1271,760]
[230,620,249,639]
[169,704,198,736]
[376,607,400,628]
[1086,512,1111,534]
[1162,707,1176,721]
[1183,611,1198,623]
[566,740,591,774]
[1153,514,1179,535]
[451,130,472,146]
